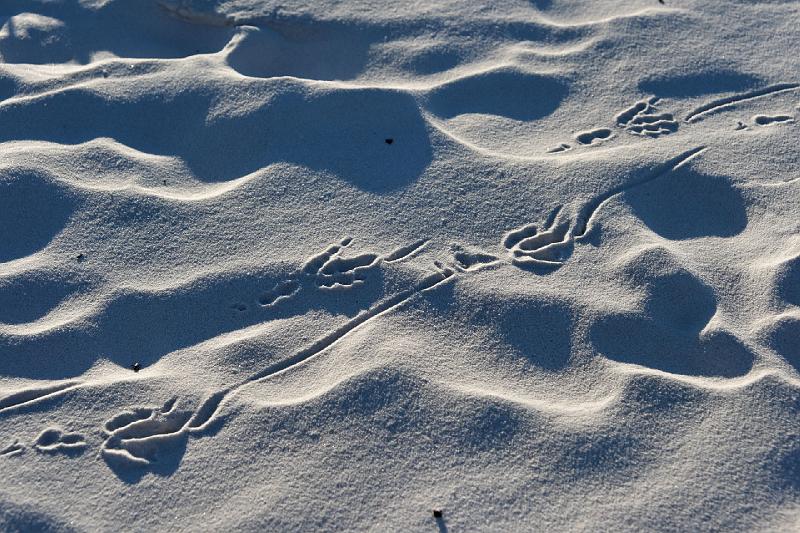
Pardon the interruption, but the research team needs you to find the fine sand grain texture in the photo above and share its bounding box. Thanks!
[1,0,800,531]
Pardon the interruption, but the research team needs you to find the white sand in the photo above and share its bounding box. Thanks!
[1,0,799,530]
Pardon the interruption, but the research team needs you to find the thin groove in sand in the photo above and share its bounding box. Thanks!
[0,381,81,415]
[575,145,707,239]
[685,83,800,123]
[187,266,455,431]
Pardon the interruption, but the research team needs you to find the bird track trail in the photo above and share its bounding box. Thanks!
[2,145,708,471]
[549,83,796,154]
[187,265,456,432]
[500,146,707,269]
[98,262,455,467]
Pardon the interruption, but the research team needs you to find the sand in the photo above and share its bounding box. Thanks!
[1,0,799,530]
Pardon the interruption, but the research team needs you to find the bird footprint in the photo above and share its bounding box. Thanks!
[503,206,574,268]
[616,97,679,137]
[101,397,193,467]
[259,236,430,307]
[33,427,87,455]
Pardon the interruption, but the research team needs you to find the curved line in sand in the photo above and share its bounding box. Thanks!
[532,7,682,30]
[612,365,800,392]
[685,83,800,123]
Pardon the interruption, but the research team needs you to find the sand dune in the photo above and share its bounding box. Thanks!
[1,0,799,530]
